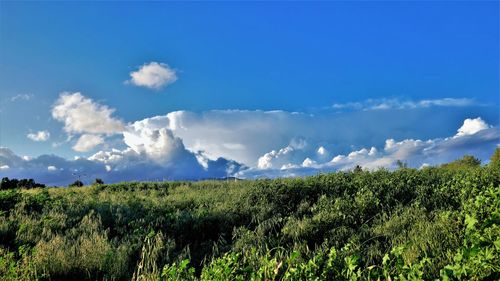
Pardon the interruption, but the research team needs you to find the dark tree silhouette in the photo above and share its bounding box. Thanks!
[93,178,104,185]
[1,177,45,189]
[69,180,84,187]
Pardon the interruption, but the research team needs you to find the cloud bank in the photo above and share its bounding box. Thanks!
[0,146,244,186]
[237,122,498,179]
[2,92,498,186]
[332,98,477,111]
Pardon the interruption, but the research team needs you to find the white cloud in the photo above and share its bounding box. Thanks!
[52,92,124,135]
[256,138,307,169]
[420,163,431,169]
[332,97,477,111]
[6,90,499,185]
[302,157,317,168]
[141,110,320,166]
[125,108,496,170]
[317,146,328,156]
[0,144,245,186]
[280,163,299,170]
[27,130,50,142]
[1,113,498,185]
[418,98,475,107]
[88,148,137,164]
[72,134,104,152]
[258,146,295,169]
[455,117,491,137]
[124,121,189,164]
[328,124,497,170]
[236,118,498,178]
[10,94,33,102]
[127,62,177,90]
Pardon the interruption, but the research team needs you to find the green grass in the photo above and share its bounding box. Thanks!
[0,162,499,280]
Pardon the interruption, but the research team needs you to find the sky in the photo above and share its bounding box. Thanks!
[0,1,498,185]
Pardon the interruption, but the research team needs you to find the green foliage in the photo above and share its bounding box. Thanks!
[490,147,500,169]
[93,178,104,185]
[441,155,481,170]
[440,184,500,280]
[396,160,408,169]
[1,177,45,190]
[0,158,498,280]
[69,180,84,187]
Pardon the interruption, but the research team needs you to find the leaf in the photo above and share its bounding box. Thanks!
[382,254,390,266]
[465,214,478,230]
[179,259,190,270]
[289,251,300,261]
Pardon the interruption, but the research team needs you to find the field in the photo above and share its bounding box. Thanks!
[0,155,499,280]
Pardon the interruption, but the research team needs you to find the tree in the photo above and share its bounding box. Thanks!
[69,180,84,187]
[1,177,15,190]
[441,155,481,169]
[0,177,44,189]
[93,178,104,185]
[396,160,408,169]
[490,147,500,168]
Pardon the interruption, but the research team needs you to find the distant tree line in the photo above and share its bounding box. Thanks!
[0,177,45,190]
[69,178,104,187]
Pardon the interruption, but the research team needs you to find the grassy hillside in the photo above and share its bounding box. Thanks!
[0,158,499,280]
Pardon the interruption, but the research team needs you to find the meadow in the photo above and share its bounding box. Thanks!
[0,151,499,281]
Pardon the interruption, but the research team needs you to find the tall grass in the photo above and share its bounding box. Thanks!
[0,162,498,280]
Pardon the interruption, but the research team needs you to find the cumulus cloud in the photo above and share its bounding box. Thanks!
[7,91,499,184]
[2,114,498,185]
[52,92,125,152]
[302,158,317,168]
[27,130,50,142]
[72,134,104,152]
[317,146,328,156]
[332,97,477,111]
[236,118,498,178]
[258,145,296,169]
[124,124,188,164]
[0,146,245,186]
[256,138,308,169]
[455,117,491,137]
[52,92,125,135]
[145,110,320,166]
[127,62,177,90]
[124,107,497,169]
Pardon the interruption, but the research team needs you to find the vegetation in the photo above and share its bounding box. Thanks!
[440,155,481,170]
[0,153,499,280]
[69,180,84,188]
[0,177,45,190]
[490,148,500,169]
[94,178,105,185]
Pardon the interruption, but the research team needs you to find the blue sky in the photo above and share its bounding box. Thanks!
[0,2,498,185]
